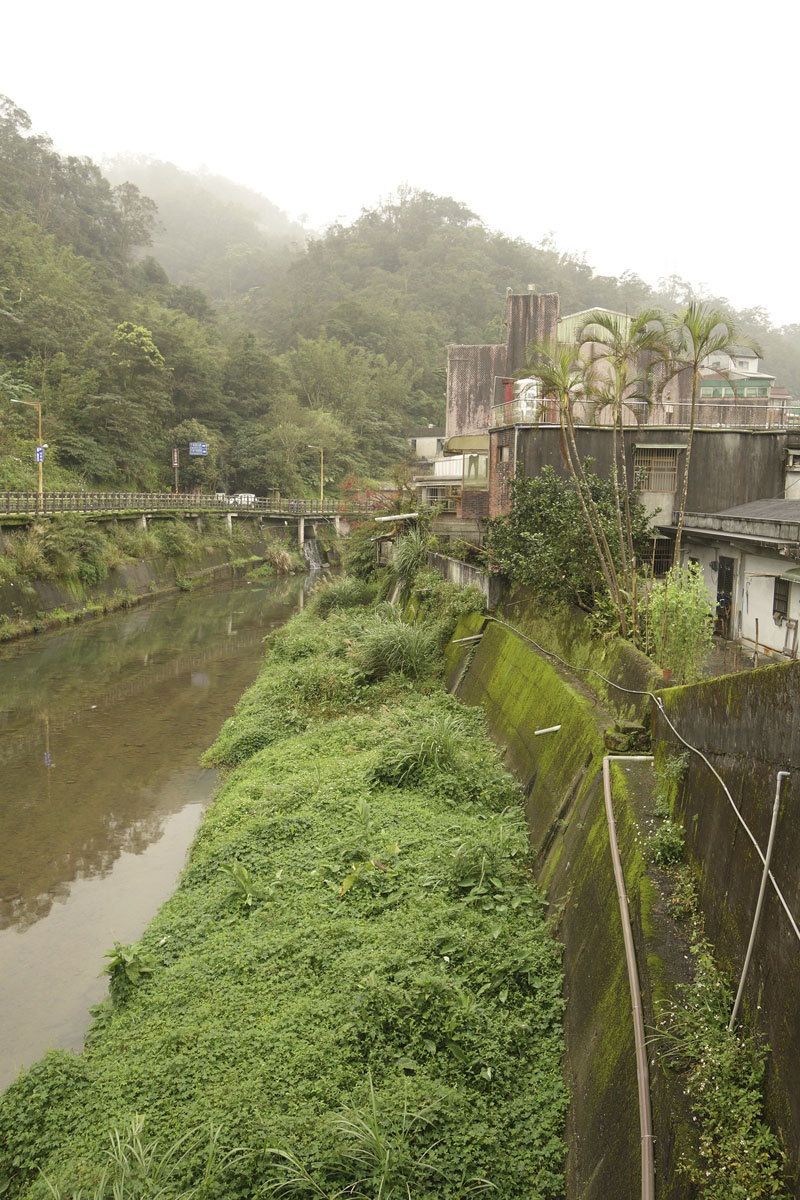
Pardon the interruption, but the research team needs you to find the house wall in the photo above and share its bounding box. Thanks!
[679,539,800,660]
[446,343,507,437]
[740,552,800,656]
[505,292,560,374]
[489,428,516,517]
[513,426,789,520]
[409,434,442,459]
[446,293,561,440]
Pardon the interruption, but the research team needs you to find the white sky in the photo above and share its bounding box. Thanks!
[4,0,799,325]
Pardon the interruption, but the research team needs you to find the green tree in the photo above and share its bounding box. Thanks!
[166,419,219,492]
[485,466,651,618]
[519,339,637,635]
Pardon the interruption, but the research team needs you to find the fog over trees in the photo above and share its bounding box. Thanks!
[2,94,799,497]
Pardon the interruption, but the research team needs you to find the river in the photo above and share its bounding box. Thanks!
[0,573,307,1091]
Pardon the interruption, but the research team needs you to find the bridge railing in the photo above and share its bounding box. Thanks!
[0,492,383,517]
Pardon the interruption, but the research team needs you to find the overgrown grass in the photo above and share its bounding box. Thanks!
[0,587,568,1200]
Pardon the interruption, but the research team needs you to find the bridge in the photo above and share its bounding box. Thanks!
[0,491,384,543]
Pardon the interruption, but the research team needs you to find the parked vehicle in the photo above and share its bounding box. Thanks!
[229,493,256,506]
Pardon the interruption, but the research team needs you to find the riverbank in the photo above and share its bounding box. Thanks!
[0,514,306,641]
[0,577,568,1199]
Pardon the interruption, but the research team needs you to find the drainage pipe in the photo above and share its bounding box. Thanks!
[603,754,656,1200]
[728,769,790,1031]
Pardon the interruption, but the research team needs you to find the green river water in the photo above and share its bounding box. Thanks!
[0,574,307,1090]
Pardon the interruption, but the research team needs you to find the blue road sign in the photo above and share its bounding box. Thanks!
[35,446,44,462]
[189,442,208,456]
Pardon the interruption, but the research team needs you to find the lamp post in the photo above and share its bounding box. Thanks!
[10,397,44,495]
[307,445,324,506]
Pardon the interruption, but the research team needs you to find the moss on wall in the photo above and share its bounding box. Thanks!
[498,585,664,719]
[449,608,700,1199]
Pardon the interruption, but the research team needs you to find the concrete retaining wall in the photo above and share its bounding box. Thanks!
[426,552,503,609]
[655,661,800,1185]
[446,612,692,1199]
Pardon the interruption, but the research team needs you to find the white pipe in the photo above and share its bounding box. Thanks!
[729,770,790,1030]
[603,755,656,1200]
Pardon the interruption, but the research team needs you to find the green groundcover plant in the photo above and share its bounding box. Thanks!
[0,578,568,1199]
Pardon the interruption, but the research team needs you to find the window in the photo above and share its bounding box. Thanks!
[652,539,673,576]
[774,577,790,619]
[498,444,511,464]
[634,448,679,492]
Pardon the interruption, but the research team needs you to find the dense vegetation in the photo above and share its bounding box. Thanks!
[2,94,799,501]
[0,577,568,1198]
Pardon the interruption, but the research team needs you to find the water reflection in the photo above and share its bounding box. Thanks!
[0,575,304,1088]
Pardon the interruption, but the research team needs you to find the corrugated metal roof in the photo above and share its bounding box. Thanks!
[715,500,800,520]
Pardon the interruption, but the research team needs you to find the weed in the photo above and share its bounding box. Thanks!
[651,819,685,866]
[41,1113,245,1199]
[352,611,442,680]
[309,576,376,617]
[370,711,468,786]
[102,940,154,1005]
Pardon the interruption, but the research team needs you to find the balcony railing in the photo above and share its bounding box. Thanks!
[489,399,797,431]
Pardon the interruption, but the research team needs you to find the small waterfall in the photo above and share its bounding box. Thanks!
[302,538,324,570]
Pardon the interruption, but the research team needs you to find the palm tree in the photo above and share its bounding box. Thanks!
[666,303,761,565]
[575,310,670,642]
[521,340,631,634]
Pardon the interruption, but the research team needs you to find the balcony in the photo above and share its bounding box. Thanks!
[489,398,795,431]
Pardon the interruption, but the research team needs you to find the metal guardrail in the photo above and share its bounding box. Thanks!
[0,492,382,518]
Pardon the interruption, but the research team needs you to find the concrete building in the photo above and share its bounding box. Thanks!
[436,289,800,657]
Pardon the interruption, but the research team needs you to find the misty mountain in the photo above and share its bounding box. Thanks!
[103,156,306,301]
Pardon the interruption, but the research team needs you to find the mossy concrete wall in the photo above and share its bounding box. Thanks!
[449,613,692,1199]
[498,584,665,720]
[655,660,800,1184]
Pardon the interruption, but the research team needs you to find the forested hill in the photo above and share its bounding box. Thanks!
[2,94,799,498]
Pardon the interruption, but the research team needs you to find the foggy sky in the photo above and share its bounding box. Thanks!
[4,0,798,325]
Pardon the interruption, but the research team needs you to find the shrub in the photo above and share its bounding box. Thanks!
[342,519,382,582]
[370,711,469,786]
[308,575,376,616]
[351,611,442,680]
[645,563,714,684]
[151,519,195,559]
[651,818,685,866]
[391,526,430,600]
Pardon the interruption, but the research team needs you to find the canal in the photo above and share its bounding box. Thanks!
[0,573,306,1091]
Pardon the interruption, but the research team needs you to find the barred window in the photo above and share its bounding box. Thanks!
[774,577,790,618]
[634,448,679,492]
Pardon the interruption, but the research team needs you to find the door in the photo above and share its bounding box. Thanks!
[716,555,735,637]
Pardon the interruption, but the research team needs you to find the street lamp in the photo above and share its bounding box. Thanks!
[10,397,44,496]
[307,445,324,506]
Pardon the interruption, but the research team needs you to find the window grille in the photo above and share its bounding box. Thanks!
[651,538,673,576]
[634,448,679,492]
